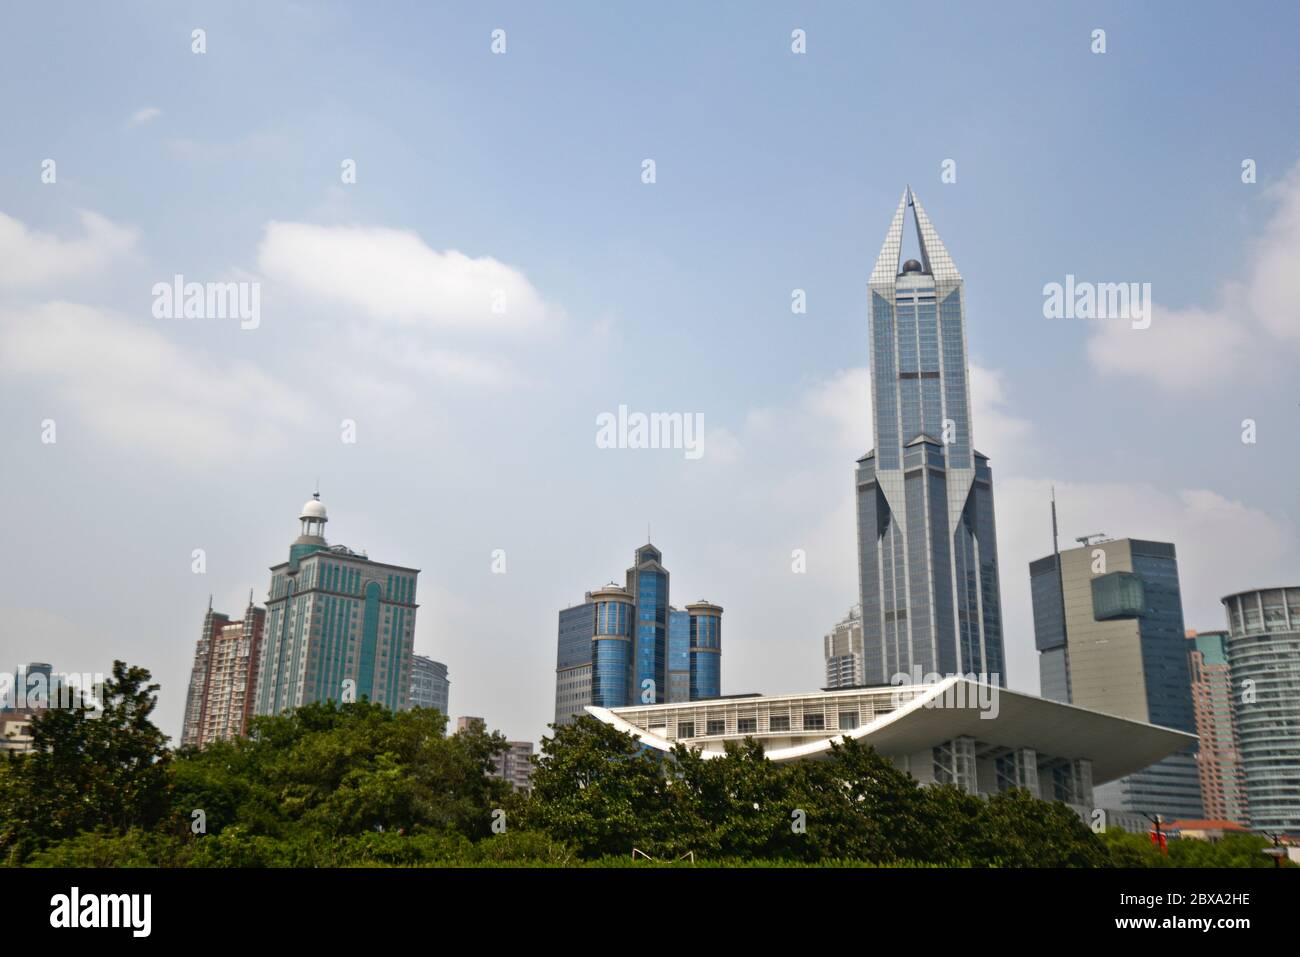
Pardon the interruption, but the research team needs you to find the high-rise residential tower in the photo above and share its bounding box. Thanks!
[255,493,419,716]
[181,595,265,747]
[553,543,722,724]
[1221,587,1300,836]
[857,188,1006,687]
[1029,537,1202,822]
[1186,630,1248,826]
[824,604,865,689]
[409,654,450,717]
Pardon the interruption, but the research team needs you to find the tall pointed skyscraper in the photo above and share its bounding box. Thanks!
[856,188,1006,686]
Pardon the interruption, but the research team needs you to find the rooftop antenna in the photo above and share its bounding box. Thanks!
[1076,532,1106,547]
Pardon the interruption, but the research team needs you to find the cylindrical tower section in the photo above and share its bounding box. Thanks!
[1221,586,1300,836]
[687,601,723,701]
[590,584,634,709]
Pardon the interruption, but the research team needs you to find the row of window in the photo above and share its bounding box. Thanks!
[676,710,862,738]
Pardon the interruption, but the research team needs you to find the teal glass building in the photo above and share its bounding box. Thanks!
[857,188,1006,686]
[256,494,419,715]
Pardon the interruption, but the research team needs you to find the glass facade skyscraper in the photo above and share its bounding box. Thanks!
[554,600,596,725]
[408,654,450,718]
[857,188,1006,686]
[687,601,722,701]
[1030,537,1203,823]
[668,608,691,703]
[1221,587,1300,836]
[553,543,723,724]
[627,545,669,704]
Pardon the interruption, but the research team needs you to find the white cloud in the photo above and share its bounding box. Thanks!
[0,302,311,466]
[127,107,161,128]
[0,210,137,287]
[1086,302,1252,393]
[257,222,556,330]
[1087,160,1300,390]
[363,335,517,389]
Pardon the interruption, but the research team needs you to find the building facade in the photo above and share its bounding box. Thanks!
[255,494,419,716]
[1186,630,1248,826]
[588,678,1195,829]
[409,654,450,717]
[1221,587,1300,836]
[554,599,597,726]
[824,604,865,689]
[1030,537,1202,822]
[687,601,722,701]
[553,544,722,725]
[181,596,266,748]
[857,188,1006,688]
[496,740,535,792]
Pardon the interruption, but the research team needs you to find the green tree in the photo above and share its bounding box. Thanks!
[666,739,795,859]
[0,661,171,864]
[521,717,671,859]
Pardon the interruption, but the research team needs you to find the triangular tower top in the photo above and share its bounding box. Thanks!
[869,186,961,285]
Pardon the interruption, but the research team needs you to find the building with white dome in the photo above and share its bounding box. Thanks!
[255,492,421,715]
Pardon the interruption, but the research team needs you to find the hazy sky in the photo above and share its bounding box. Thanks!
[2,2,1297,744]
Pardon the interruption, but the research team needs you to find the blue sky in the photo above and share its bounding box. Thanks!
[2,1,1298,742]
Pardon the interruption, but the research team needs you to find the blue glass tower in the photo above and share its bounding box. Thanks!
[857,188,1006,686]
[687,601,722,700]
[555,543,723,722]
[591,585,634,709]
[626,544,669,704]
[668,608,691,703]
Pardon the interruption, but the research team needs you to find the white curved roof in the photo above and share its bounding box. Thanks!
[588,677,1196,785]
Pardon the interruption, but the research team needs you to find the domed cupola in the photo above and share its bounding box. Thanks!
[289,491,330,564]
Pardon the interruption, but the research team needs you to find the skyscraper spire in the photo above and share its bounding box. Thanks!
[857,188,1006,685]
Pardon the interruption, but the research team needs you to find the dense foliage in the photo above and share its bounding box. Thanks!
[0,662,1286,868]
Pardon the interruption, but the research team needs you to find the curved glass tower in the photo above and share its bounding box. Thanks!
[1222,587,1300,836]
[687,601,723,700]
[857,188,1005,686]
[590,584,634,709]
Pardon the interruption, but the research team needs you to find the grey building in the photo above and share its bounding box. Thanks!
[857,188,1006,688]
[496,740,535,792]
[1030,537,1203,823]
[1221,587,1300,836]
[409,654,449,717]
[824,604,865,689]
[554,599,597,726]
